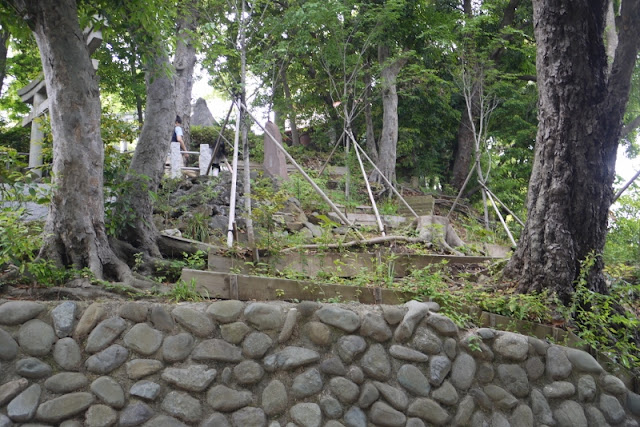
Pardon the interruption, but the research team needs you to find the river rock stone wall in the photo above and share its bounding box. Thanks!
[0,299,638,427]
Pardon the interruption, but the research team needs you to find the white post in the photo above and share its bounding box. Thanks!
[200,144,212,176]
[227,104,241,247]
[170,142,181,178]
[28,92,46,177]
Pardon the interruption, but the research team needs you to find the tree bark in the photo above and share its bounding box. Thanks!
[450,108,475,190]
[119,52,176,258]
[0,28,10,98]
[363,69,378,164]
[504,0,640,301]
[174,1,199,148]
[375,45,407,188]
[281,64,300,146]
[15,0,131,281]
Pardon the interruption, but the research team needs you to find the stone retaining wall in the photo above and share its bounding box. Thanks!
[0,299,638,426]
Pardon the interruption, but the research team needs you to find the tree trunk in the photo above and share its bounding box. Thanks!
[281,65,300,146]
[363,70,378,164]
[0,28,10,97]
[18,0,131,281]
[174,2,199,148]
[450,111,475,190]
[504,0,640,302]
[119,52,176,258]
[375,45,406,188]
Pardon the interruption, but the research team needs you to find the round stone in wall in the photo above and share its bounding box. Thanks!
[18,319,55,356]
[362,344,392,381]
[262,380,288,416]
[118,302,149,323]
[130,380,161,401]
[0,327,18,361]
[161,391,202,423]
[306,321,332,346]
[123,323,163,356]
[172,307,214,337]
[497,364,529,398]
[233,360,264,385]
[51,301,77,338]
[119,402,154,426]
[493,332,529,361]
[329,377,360,404]
[359,312,392,342]
[207,385,252,412]
[207,300,245,323]
[0,301,45,325]
[7,383,41,422]
[242,332,273,359]
[451,352,476,390]
[162,365,218,392]
[398,364,431,396]
[291,368,323,399]
[53,337,82,371]
[44,372,88,394]
[316,306,360,332]
[90,376,126,409]
[85,404,117,427]
[370,401,407,427]
[85,345,129,374]
[336,335,367,363]
[85,317,128,353]
[320,395,343,419]
[35,392,95,424]
[244,303,284,331]
[290,403,322,427]
[16,357,52,379]
[553,400,587,427]
[162,332,195,362]
[232,407,266,427]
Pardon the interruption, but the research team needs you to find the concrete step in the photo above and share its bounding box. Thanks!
[209,252,502,279]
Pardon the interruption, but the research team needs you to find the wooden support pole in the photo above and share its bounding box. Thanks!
[351,139,420,219]
[349,129,385,236]
[238,100,365,240]
[318,129,346,177]
[486,189,517,247]
[478,181,525,227]
[614,169,640,203]
[206,102,234,176]
[447,162,477,219]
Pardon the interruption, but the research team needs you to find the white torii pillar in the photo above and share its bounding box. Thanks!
[17,25,103,177]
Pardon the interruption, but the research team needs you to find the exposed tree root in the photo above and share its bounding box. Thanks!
[158,234,222,257]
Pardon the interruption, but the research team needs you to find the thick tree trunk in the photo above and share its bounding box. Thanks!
[19,0,131,281]
[450,111,475,190]
[375,45,406,188]
[505,0,640,301]
[119,53,175,258]
[174,2,198,148]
